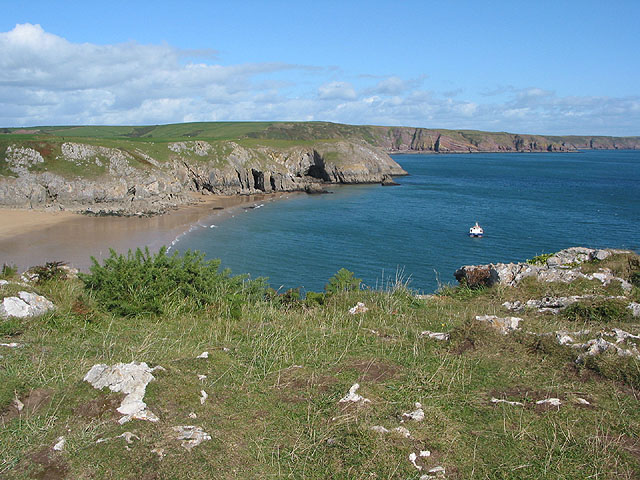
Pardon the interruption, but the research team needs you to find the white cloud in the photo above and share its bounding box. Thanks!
[0,24,638,136]
[317,81,357,100]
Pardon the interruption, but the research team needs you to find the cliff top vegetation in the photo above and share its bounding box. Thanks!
[1,248,639,478]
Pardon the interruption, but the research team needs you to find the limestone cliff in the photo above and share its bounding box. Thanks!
[0,138,406,216]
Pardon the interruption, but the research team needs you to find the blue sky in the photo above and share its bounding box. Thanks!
[1,0,638,135]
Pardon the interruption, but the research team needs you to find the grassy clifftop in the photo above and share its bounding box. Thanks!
[4,121,639,154]
[1,248,639,478]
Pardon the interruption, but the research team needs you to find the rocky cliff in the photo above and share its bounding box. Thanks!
[236,122,640,153]
[0,138,407,216]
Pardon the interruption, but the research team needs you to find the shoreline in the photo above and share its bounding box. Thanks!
[0,192,297,272]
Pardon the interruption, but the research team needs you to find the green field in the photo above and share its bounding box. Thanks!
[1,249,639,478]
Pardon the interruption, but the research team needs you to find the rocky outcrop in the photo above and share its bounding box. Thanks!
[0,291,55,318]
[0,139,407,216]
[455,247,634,290]
[365,126,640,154]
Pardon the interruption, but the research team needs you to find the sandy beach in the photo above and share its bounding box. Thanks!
[0,193,294,272]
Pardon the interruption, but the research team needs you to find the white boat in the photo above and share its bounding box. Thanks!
[469,221,484,237]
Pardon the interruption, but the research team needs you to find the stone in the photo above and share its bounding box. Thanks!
[575,398,591,405]
[0,291,55,318]
[491,397,524,406]
[348,302,369,315]
[455,248,633,290]
[200,390,208,405]
[393,426,412,438]
[196,351,209,359]
[370,425,389,434]
[409,452,422,471]
[118,432,139,444]
[502,300,523,312]
[627,302,640,317]
[475,315,522,334]
[420,331,450,341]
[338,383,370,404]
[402,402,425,421]
[172,426,211,450]
[52,436,65,451]
[83,362,163,424]
[536,398,561,407]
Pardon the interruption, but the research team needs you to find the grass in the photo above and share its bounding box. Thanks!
[0,251,639,478]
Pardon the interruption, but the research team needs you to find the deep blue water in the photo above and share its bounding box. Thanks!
[176,150,640,293]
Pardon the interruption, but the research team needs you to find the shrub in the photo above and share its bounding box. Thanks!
[631,271,640,288]
[27,261,67,283]
[79,247,266,317]
[304,291,326,307]
[526,253,553,266]
[325,268,361,295]
[1,264,17,279]
[564,299,631,323]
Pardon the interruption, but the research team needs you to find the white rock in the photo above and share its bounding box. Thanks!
[475,315,522,334]
[14,396,24,412]
[348,302,369,315]
[612,328,640,343]
[338,383,370,404]
[420,450,431,457]
[84,362,161,424]
[117,432,140,444]
[628,302,640,317]
[0,342,21,348]
[575,397,591,405]
[200,390,208,405]
[409,452,422,471]
[402,402,425,421]
[370,425,390,434]
[1,296,30,318]
[491,397,524,406]
[420,331,450,341]
[189,412,197,419]
[53,436,65,451]
[556,334,574,345]
[0,291,55,318]
[536,398,561,407]
[393,426,412,438]
[196,351,209,359]
[197,374,207,381]
[172,425,211,450]
[0,279,9,287]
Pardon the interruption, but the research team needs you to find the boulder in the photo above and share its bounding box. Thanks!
[0,291,55,318]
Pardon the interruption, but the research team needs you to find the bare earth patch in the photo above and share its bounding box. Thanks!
[337,359,401,383]
[1,388,53,425]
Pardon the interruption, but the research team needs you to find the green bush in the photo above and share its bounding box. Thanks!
[526,253,553,266]
[79,247,266,317]
[564,299,630,323]
[304,291,326,307]
[28,261,67,283]
[631,271,640,288]
[1,263,17,279]
[325,268,361,295]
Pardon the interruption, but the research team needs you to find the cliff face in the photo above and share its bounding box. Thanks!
[366,127,640,153]
[240,122,640,154]
[0,139,407,215]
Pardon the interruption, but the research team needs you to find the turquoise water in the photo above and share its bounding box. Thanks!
[176,150,640,293]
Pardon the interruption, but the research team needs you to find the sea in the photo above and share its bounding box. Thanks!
[174,150,640,294]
